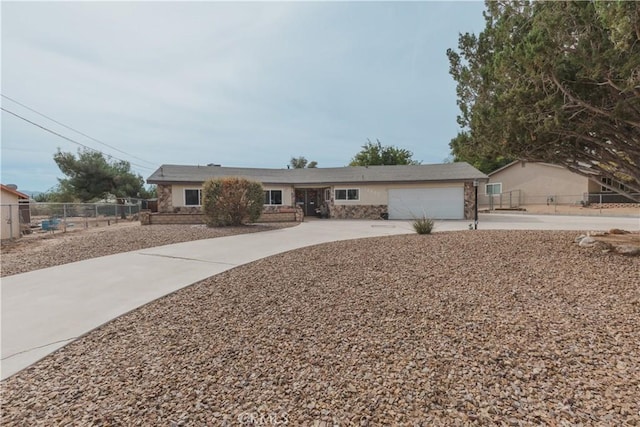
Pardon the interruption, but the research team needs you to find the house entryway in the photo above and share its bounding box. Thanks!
[295,188,328,217]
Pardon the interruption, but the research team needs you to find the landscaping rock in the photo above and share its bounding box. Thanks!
[578,236,597,247]
[610,228,630,235]
[613,244,640,256]
[593,240,613,252]
[575,229,640,256]
[1,230,639,425]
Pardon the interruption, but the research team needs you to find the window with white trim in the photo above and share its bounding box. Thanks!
[485,183,502,195]
[335,188,359,201]
[184,189,202,206]
[264,190,283,205]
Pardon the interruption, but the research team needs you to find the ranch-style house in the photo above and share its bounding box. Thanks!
[145,162,488,223]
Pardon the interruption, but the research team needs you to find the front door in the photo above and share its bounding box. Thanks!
[295,189,320,216]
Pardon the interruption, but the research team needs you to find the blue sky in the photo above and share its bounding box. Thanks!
[1,1,486,193]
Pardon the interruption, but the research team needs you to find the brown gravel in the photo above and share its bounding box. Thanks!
[0,223,298,277]
[2,230,639,425]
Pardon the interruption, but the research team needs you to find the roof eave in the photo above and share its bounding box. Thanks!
[147,177,488,186]
[0,184,30,199]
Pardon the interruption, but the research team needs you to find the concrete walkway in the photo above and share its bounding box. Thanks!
[2,214,638,379]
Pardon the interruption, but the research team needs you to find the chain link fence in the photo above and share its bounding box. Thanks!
[2,202,142,238]
[583,192,640,205]
[484,190,522,210]
[479,191,639,211]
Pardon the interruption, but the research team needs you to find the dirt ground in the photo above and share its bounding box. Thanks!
[2,220,141,254]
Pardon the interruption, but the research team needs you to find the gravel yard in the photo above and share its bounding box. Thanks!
[0,223,297,277]
[2,230,639,425]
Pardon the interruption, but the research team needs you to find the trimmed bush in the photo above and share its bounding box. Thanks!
[202,177,264,226]
[413,216,434,234]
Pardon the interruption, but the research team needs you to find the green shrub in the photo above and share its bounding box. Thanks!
[412,216,434,234]
[202,177,264,226]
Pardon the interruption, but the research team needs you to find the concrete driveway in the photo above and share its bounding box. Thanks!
[1,213,638,379]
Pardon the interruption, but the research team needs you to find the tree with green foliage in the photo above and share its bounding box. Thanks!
[143,185,157,199]
[447,1,640,200]
[53,149,148,201]
[290,156,318,169]
[349,139,420,166]
[449,132,512,174]
[202,177,263,226]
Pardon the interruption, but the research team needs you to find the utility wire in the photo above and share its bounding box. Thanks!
[1,107,154,171]
[1,94,157,167]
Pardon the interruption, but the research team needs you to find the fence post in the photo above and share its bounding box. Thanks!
[63,204,67,232]
[599,194,602,214]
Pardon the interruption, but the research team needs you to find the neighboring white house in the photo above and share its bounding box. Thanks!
[147,163,488,221]
[1,184,29,240]
[480,161,635,208]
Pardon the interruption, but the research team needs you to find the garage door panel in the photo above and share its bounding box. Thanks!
[388,187,464,220]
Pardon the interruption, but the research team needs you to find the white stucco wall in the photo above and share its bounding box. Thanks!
[171,184,294,207]
[483,162,590,205]
[331,182,464,205]
[263,185,294,206]
[171,182,465,209]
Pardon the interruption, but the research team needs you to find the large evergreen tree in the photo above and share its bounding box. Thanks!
[289,156,318,168]
[53,149,147,201]
[447,1,640,200]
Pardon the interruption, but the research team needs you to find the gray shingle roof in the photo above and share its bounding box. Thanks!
[147,163,487,185]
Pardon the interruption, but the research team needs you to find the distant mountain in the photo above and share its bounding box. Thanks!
[19,190,45,198]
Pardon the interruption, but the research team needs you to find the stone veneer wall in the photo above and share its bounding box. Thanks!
[464,181,476,220]
[157,184,173,213]
[149,213,206,225]
[260,206,304,222]
[330,204,387,220]
[139,210,151,225]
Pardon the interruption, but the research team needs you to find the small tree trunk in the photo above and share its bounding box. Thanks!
[117,198,126,219]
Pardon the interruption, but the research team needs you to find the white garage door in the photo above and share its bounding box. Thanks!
[388,187,464,220]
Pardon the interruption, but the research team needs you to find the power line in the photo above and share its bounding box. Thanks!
[1,94,157,167]
[1,107,155,171]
